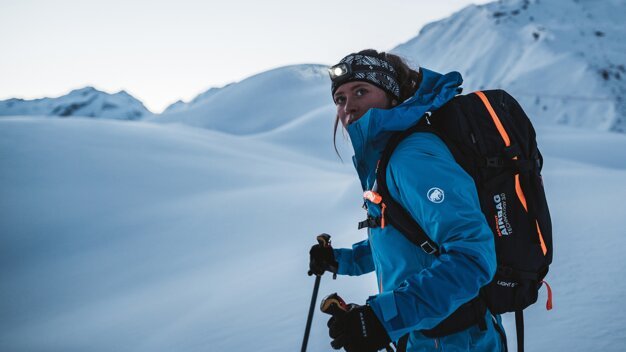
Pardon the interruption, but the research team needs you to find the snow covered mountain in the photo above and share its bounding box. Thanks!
[3,0,623,135]
[0,87,152,120]
[148,0,624,142]
[151,64,330,135]
[392,0,626,132]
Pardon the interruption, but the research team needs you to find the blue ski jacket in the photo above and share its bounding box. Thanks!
[334,68,506,351]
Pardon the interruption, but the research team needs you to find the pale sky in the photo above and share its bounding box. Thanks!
[0,0,491,113]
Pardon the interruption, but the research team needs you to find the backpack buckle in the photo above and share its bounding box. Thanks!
[358,216,381,230]
[420,241,437,255]
[485,157,504,167]
[498,266,515,277]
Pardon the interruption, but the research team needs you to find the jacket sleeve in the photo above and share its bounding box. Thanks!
[333,239,375,276]
[367,133,497,341]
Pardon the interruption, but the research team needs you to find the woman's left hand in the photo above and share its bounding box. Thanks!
[327,303,391,351]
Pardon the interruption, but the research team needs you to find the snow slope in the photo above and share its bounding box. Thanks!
[0,117,359,352]
[246,104,356,162]
[0,87,152,120]
[162,87,225,114]
[392,0,626,132]
[1,117,626,351]
[151,65,330,135]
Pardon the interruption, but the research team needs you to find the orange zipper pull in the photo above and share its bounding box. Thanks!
[363,190,382,204]
[381,203,387,229]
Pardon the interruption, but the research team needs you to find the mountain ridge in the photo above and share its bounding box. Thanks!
[1,0,623,133]
[392,0,626,132]
[0,86,152,120]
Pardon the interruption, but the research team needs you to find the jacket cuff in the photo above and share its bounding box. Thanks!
[332,248,346,275]
[368,291,403,342]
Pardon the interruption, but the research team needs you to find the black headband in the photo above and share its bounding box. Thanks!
[329,54,400,100]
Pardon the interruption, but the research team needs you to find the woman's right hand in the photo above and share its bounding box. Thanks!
[308,234,339,276]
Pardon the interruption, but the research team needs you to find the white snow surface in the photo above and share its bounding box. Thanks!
[151,65,331,135]
[1,115,626,351]
[0,87,152,120]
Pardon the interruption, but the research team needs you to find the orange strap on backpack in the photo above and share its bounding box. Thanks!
[475,91,548,256]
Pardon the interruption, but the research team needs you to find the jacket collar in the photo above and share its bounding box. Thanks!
[346,68,463,189]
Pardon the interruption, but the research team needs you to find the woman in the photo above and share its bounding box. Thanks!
[309,49,506,351]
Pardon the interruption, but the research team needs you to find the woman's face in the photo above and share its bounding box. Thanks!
[333,81,393,127]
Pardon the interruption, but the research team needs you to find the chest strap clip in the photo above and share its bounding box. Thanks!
[358,216,381,230]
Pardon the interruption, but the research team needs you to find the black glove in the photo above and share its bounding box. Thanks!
[327,304,391,352]
[308,235,338,276]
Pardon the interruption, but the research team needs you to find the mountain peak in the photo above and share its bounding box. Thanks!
[69,86,98,95]
[0,86,152,120]
[392,0,626,132]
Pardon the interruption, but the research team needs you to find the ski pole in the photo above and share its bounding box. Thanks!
[301,273,321,352]
[301,234,333,352]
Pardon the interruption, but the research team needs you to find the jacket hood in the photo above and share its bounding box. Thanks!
[346,68,463,189]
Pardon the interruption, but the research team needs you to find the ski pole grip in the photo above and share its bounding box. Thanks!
[316,234,337,279]
[320,292,349,316]
[316,233,331,248]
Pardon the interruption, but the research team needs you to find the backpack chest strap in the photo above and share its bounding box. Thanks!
[358,216,381,230]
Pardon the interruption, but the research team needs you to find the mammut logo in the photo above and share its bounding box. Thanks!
[493,193,513,236]
[359,311,368,337]
[427,188,445,203]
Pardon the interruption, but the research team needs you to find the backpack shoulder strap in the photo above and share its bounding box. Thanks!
[376,118,441,256]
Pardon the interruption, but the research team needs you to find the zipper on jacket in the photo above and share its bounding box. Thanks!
[367,228,384,293]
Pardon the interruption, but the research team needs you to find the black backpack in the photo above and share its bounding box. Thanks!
[363,90,553,352]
